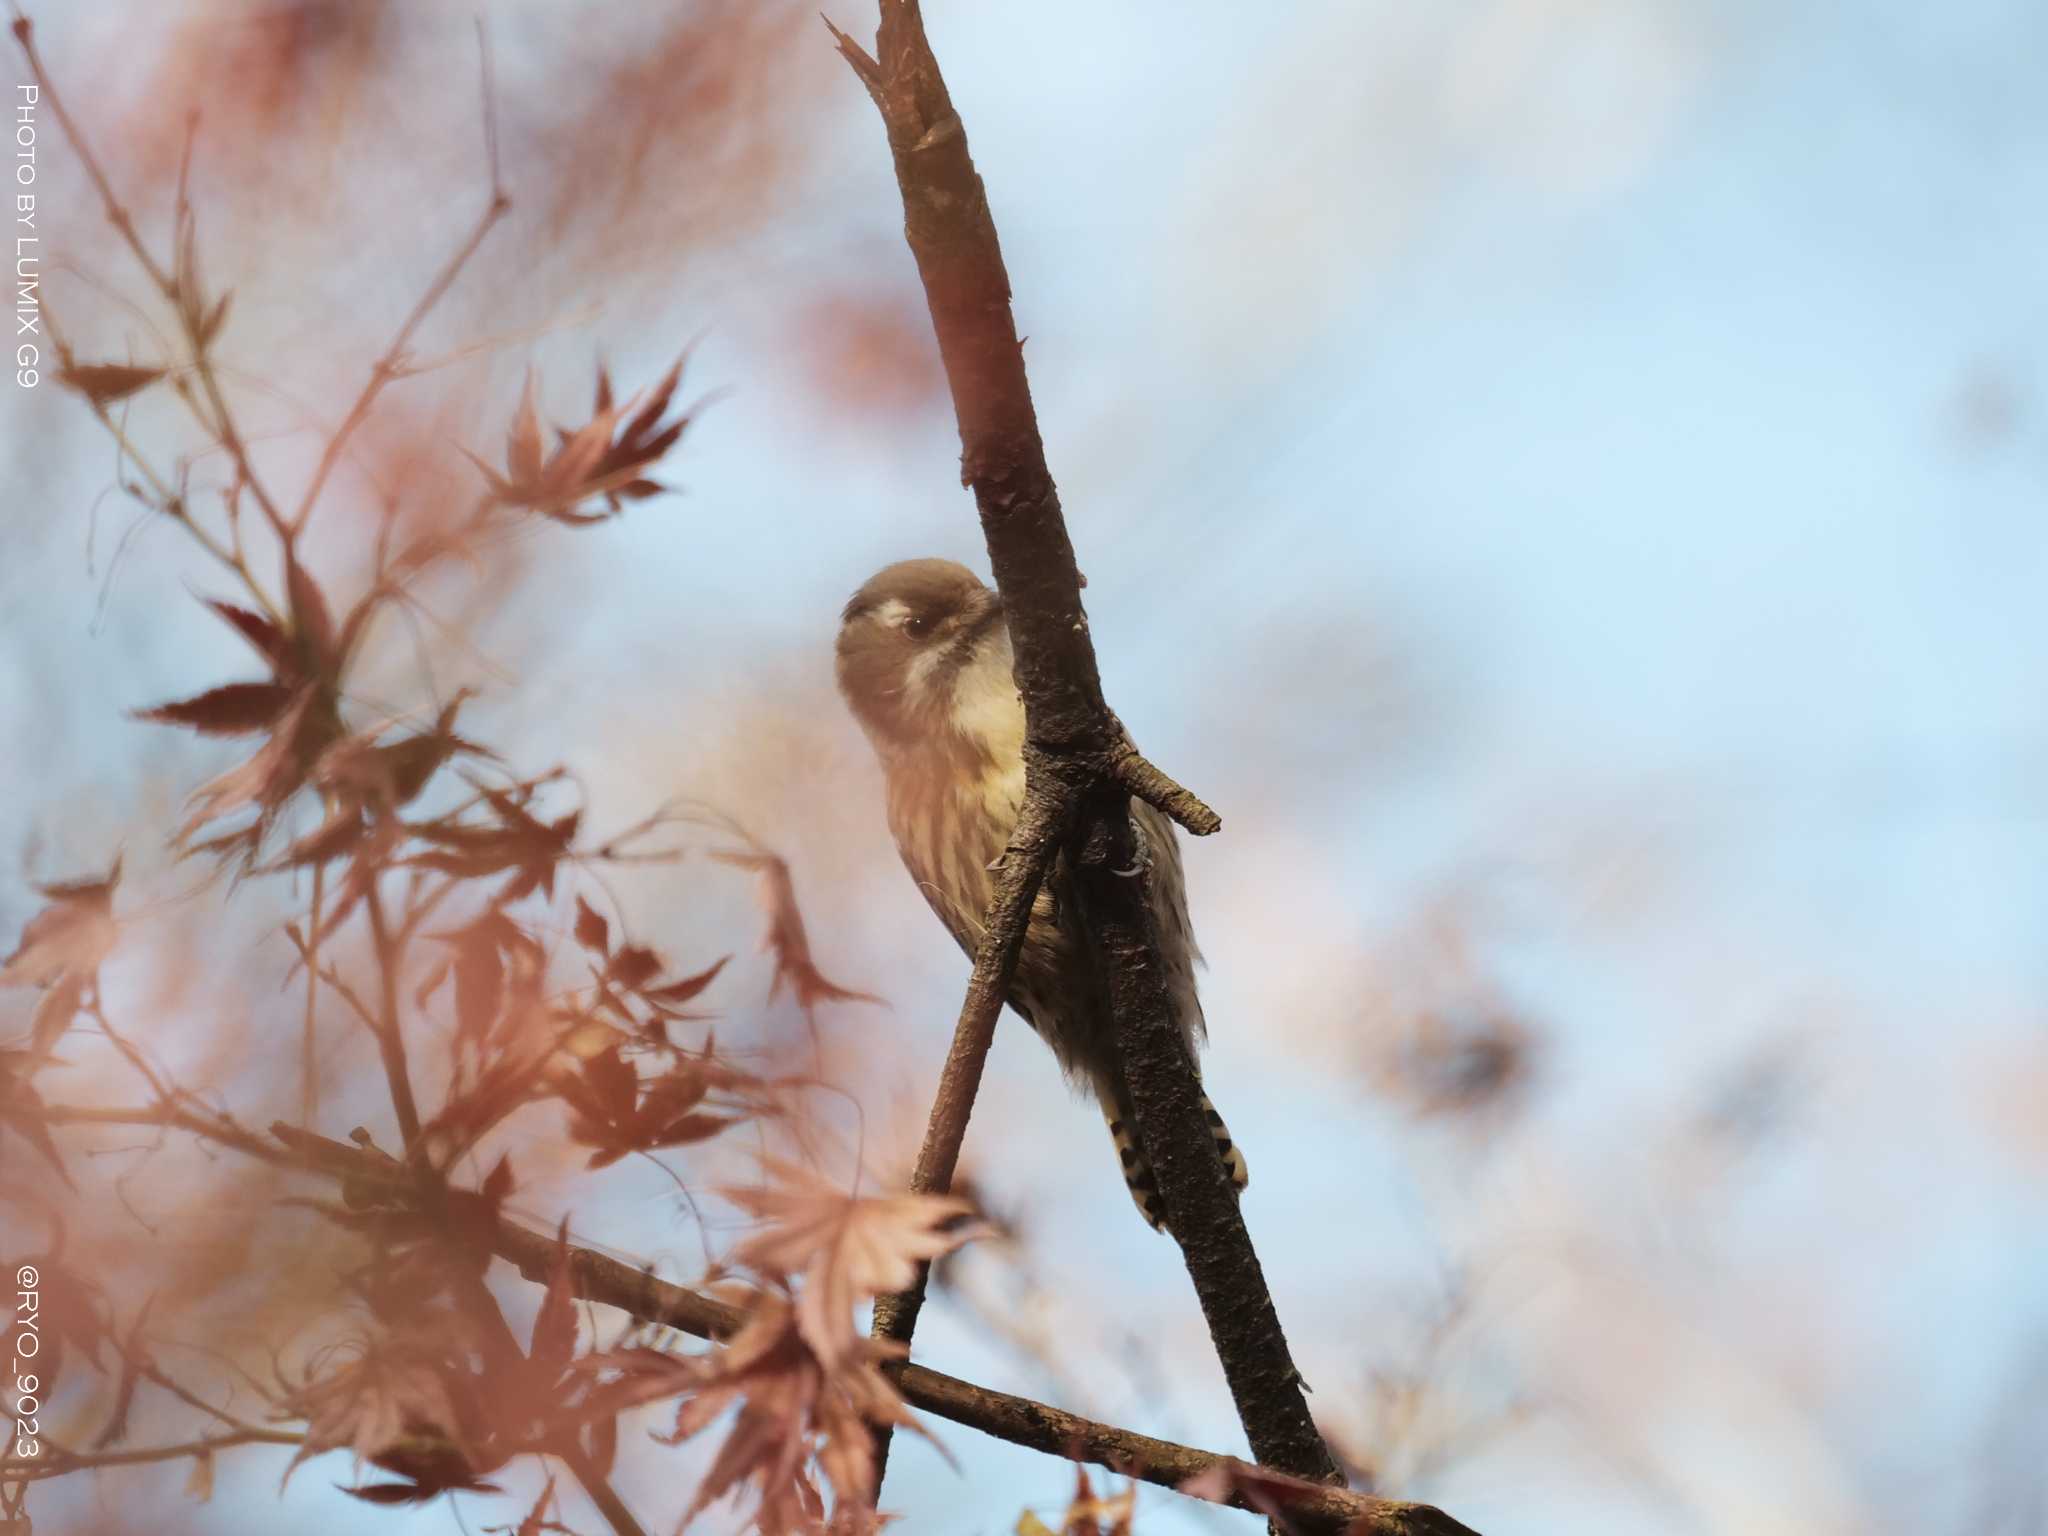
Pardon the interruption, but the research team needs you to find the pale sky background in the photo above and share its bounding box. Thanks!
[4,2,2047,1534]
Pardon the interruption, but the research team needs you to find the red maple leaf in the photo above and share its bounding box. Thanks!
[726,1158,982,1368]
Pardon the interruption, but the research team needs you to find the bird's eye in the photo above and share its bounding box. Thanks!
[902,613,932,639]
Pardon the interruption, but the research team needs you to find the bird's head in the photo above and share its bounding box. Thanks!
[835,558,1014,755]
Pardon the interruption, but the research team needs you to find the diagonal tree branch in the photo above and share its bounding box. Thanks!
[34,1106,1475,1533]
[825,0,1407,1513]
[491,1199,1474,1536]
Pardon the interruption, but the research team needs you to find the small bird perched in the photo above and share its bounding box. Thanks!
[835,558,1246,1230]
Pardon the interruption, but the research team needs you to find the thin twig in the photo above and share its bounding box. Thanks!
[867,781,1067,1440]
[11,18,173,294]
[301,862,324,1128]
[363,882,423,1152]
[13,19,293,535]
[290,21,509,535]
[2,1429,303,1481]
[134,1360,280,1443]
[290,191,509,535]
[38,285,285,623]
[561,1443,650,1536]
[312,960,382,1038]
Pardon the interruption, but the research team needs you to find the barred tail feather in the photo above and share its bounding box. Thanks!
[1204,1092,1250,1191]
[1104,1093,1248,1233]
[1105,1112,1166,1230]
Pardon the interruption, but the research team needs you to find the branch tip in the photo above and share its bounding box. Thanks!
[1111,747,1221,837]
[821,13,882,93]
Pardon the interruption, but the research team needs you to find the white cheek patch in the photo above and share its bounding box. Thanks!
[950,644,1026,799]
[904,643,944,701]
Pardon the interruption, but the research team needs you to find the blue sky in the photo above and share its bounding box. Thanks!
[5,2,2048,1533]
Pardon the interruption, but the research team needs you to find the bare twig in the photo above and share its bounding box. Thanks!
[362,882,423,1152]
[45,1102,295,1168]
[13,19,293,535]
[286,25,507,537]
[300,862,324,1128]
[290,188,510,535]
[868,782,1067,1349]
[2,1429,303,1481]
[35,297,283,621]
[132,1359,280,1444]
[561,1443,650,1536]
[11,18,174,295]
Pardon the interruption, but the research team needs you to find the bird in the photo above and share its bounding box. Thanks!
[834,557,1246,1230]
